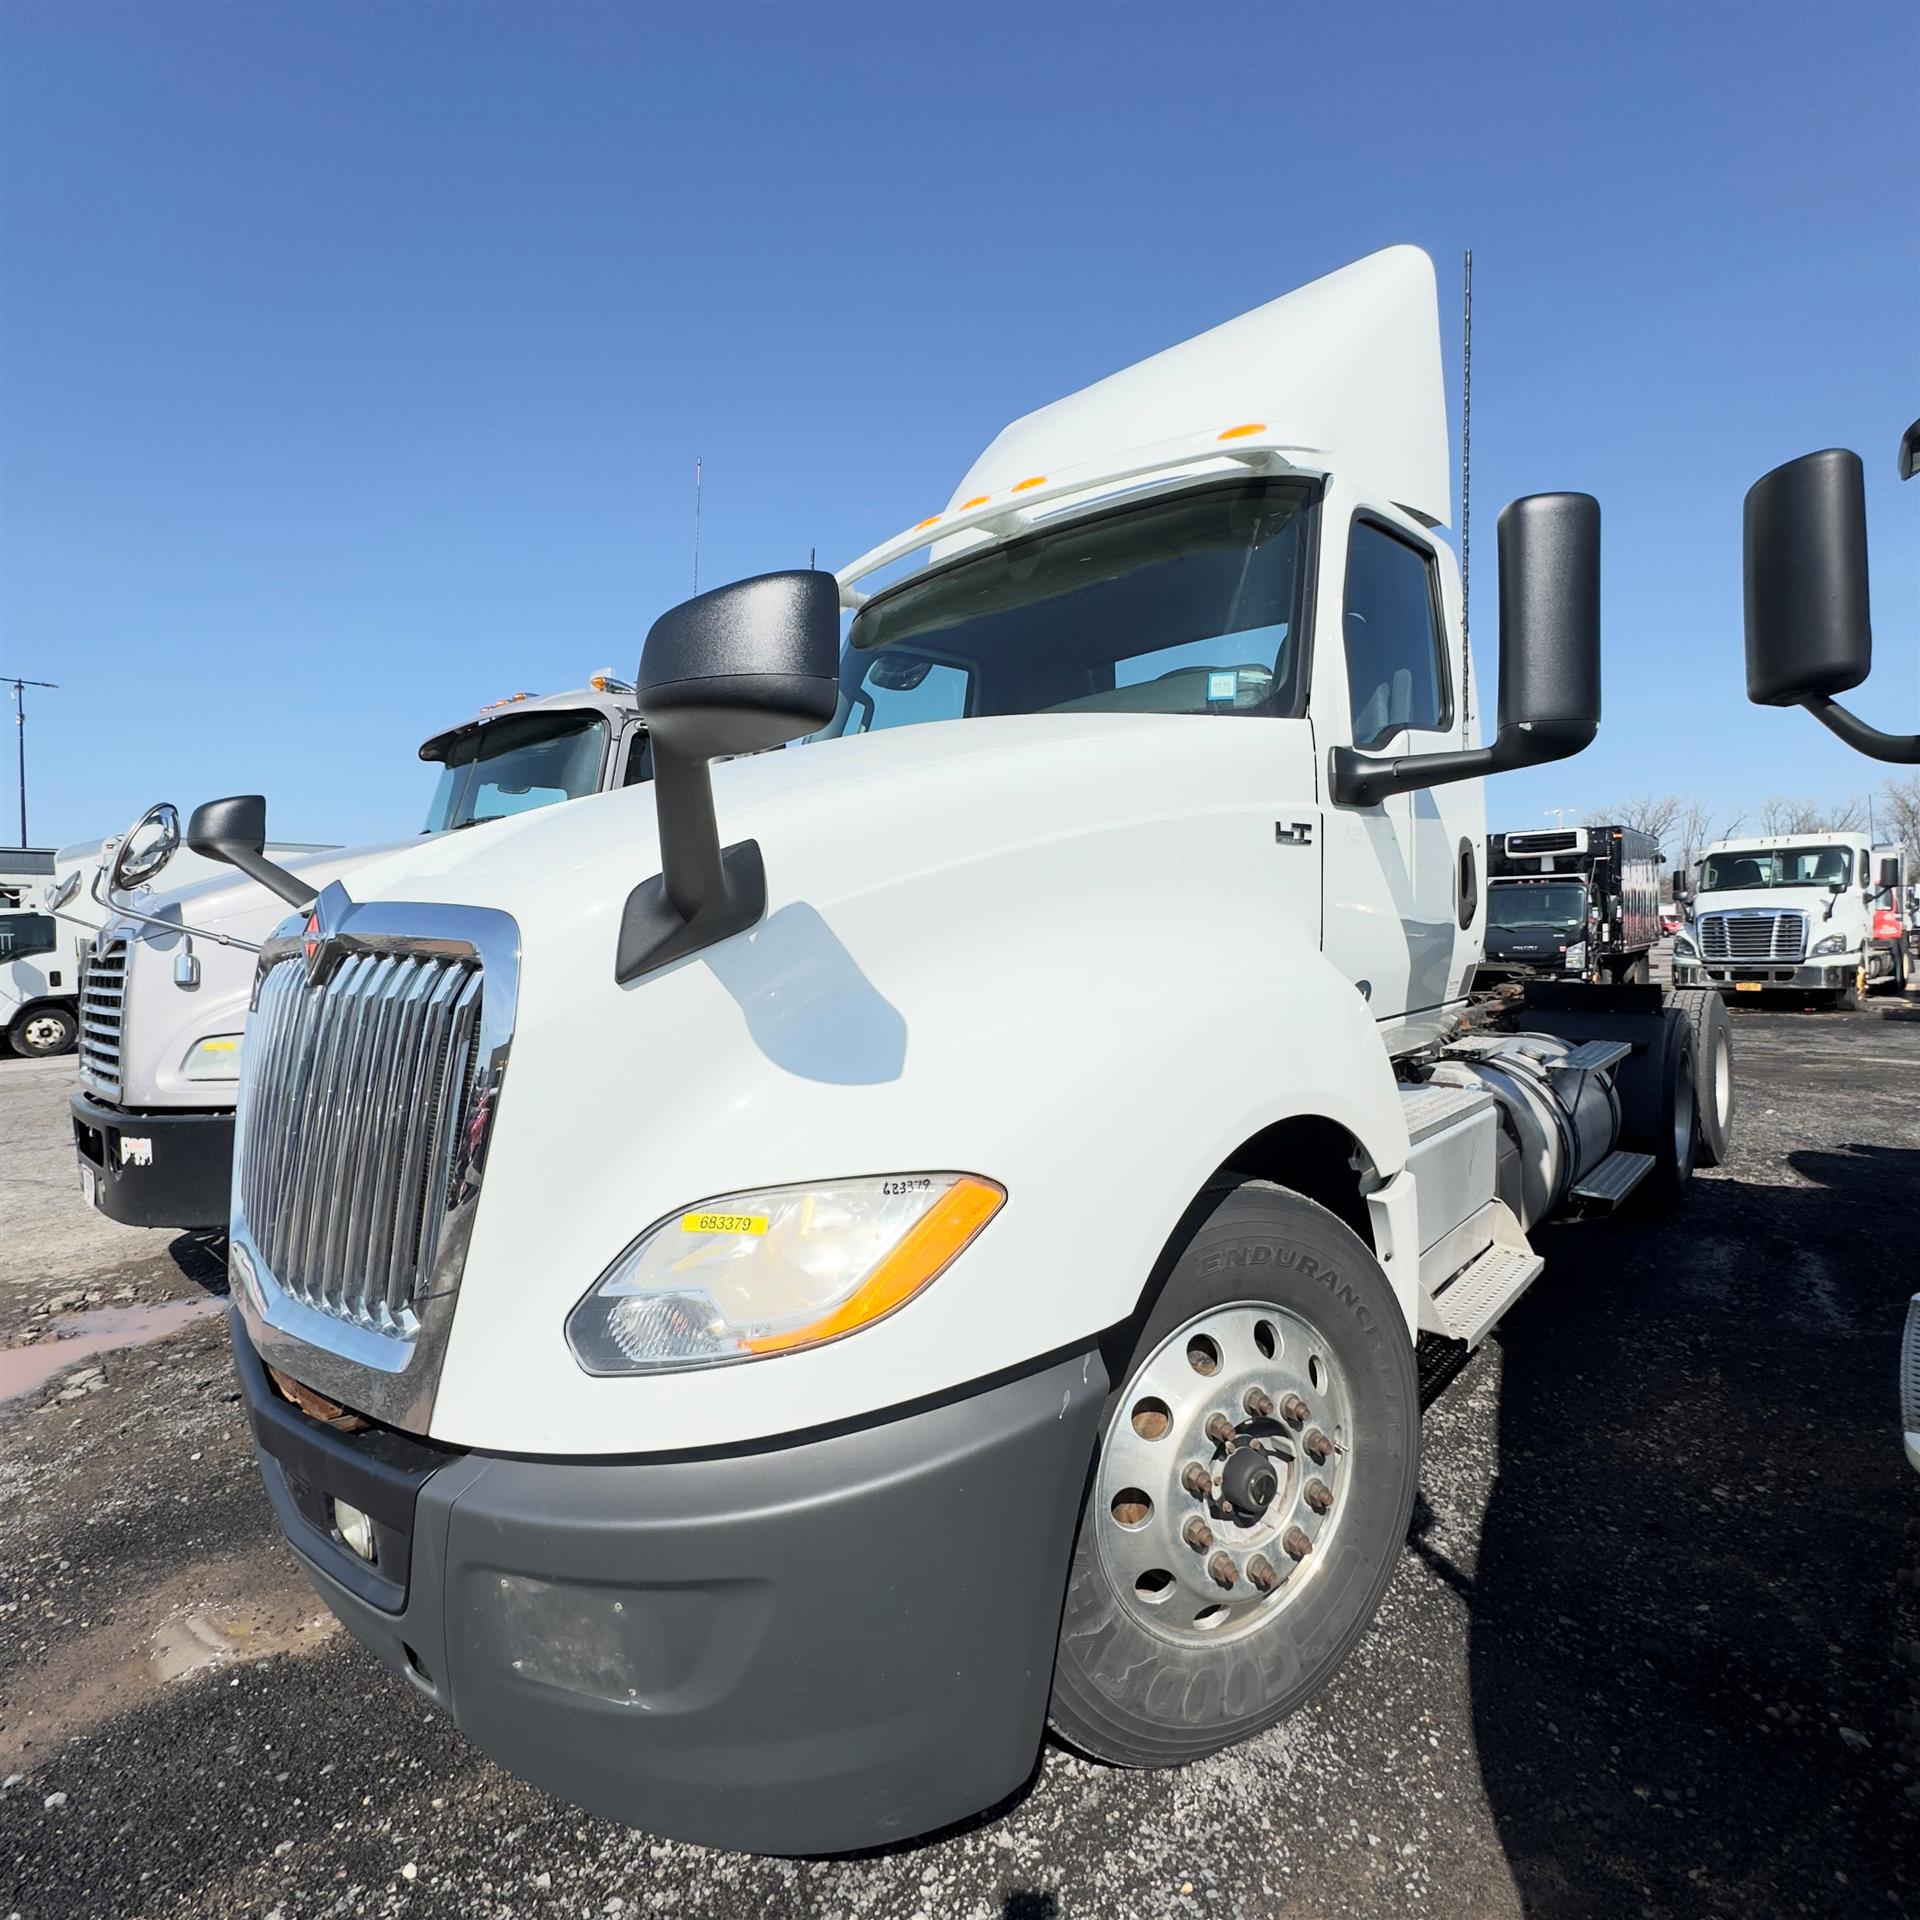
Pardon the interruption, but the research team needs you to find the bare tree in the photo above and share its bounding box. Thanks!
[1753,794,1868,835]
[1880,775,1920,863]
[1584,793,1684,846]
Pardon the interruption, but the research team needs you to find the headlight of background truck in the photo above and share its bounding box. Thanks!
[1810,934,1851,958]
[1564,940,1587,969]
[566,1173,1005,1373]
[1674,933,1698,960]
[180,1034,244,1081]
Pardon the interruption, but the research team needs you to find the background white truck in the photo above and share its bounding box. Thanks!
[197,247,1718,1855]
[1673,829,1910,1007]
[69,678,651,1228]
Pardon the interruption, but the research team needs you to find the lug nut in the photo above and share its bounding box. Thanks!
[1305,1478,1334,1514]
[1283,1525,1313,1561]
[1205,1412,1236,1447]
[1280,1393,1310,1425]
[1246,1554,1280,1593]
[1182,1517,1214,1552]
[1243,1386,1275,1420]
[1208,1552,1238,1589]
[1181,1462,1213,1499]
[1303,1427,1333,1463]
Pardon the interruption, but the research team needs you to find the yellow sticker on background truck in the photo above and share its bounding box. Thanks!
[681,1211,769,1236]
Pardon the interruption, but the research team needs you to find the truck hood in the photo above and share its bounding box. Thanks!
[1692,887,1854,928]
[121,839,422,941]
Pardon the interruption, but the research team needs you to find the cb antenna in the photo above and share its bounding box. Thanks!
[692,457,703,595]
[1460,248,1473,746]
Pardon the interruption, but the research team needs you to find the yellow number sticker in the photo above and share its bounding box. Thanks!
[681,1211,769,1236]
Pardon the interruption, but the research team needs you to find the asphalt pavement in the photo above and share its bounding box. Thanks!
[2,981,1917,1919]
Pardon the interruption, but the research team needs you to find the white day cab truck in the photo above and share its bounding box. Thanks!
[66,679,652,1229]
[192,248,1724,1855]
[1672,830,1909,1008]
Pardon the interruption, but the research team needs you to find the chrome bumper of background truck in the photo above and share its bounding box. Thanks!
[1673,959,1857,992]
[230,1312,1109,1854]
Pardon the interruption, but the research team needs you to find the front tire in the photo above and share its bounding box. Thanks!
[9,1006,76,1058]
[1047,1182,1418,1768]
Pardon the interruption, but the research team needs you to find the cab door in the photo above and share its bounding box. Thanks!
[1318,497,1471,1042]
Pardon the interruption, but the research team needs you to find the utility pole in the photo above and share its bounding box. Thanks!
[6,677,57,847]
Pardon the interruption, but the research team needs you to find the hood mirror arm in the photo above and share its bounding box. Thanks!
[86,867,263,955]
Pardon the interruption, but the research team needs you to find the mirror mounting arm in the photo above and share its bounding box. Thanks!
[1329,719,1595,808]
[1801,696,1920,766]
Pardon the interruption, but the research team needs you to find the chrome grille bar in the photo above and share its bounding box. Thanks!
[78,934,131,1097]
[1698,909,1808,963]
[239,948,485,1340]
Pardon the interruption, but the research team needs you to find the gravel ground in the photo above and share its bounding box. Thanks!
[3,981,1917,1919]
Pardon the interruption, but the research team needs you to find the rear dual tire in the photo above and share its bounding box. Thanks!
[1048,1183,1416,1768]
[1669,987,1734,1167]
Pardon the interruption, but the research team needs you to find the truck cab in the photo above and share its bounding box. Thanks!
[69,677,648,1228]
[1673,830,1908,1007]
[201,247,1712,1855]
[1482,824,1662,986]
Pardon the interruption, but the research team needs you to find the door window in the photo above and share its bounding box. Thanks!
[0,913,57,961]
[1342,521,1450,747]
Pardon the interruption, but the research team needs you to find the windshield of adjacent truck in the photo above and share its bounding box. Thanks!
[422,710,609,831]
[1699,845,1852,891]
[824,480,1313,737]
[1489,882,1587,934]
[0,912,57,961]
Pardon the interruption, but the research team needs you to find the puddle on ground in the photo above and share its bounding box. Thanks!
[0,1297,224,1405]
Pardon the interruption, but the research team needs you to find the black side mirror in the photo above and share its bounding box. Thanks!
[1744,445,1919,763]
[1330,492,1600,805]
[616,570,840,983]
[186,795,316,911]
[1900,419,1919,483]
[1670,868,1689,902]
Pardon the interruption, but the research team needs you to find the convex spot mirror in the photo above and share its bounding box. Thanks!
[109,803,182,892]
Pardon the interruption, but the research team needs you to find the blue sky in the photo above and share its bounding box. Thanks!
[2,2,1915,851]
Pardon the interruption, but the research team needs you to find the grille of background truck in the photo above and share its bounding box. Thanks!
[1697,909,1809,964]
[237,949,484,1340]
[78,934,131,1097]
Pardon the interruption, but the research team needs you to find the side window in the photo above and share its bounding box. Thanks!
[0,913,57,961]
[1342,520,1450,748]
[622,733,654,786]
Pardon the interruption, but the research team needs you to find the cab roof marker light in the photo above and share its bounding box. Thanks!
[959,495,990,511]
[1011,475,1047,492]
[1218,422,1267,441]
[914,515,942,531]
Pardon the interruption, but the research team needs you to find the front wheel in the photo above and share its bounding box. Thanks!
[9,1006,77,1058]
[1047,1182,1418,1768]
[1833,972,1862,1013]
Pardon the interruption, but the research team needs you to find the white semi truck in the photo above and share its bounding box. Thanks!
[197,248,1716,1854]
[69,680,651,1228]
[1673,829,1910,1007]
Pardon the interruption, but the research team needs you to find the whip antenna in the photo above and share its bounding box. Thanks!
[1460,248,1473,745]
[693,458,703,595]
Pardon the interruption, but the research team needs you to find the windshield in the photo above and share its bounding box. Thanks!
[423,710,609,832]
[1489,881,1587,934]
[1699,845,1852,892]
[822,480,1313,739]
[0,912,58,962]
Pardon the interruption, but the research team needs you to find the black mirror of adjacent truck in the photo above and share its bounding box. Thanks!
[1900,418,1919,483]
[185,795,318,912]
[1744,446,1920,764]
[1671,868,1689,902]
[616,569,841,984]
[1329,492,1601,806]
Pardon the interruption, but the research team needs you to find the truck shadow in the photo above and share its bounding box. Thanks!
[1467,1147,1920,1916]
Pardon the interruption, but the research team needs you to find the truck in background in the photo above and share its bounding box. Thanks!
[194,247,1723,1854]
[70,677,651,1228]
[1672,830,1909,1008]
[1481,823,1661,987]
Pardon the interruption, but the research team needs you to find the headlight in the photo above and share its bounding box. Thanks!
[1564,941,1587,968]
[1673,933,1698,959]
[180,1034,243,1081]
[1810,934,1850,958]
[566,1173,1005,1374]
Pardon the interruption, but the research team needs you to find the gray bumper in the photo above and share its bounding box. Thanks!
[1673,958,1859,993]
[231,1312,1108,1854]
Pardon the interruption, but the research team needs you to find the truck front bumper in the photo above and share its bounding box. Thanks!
[230,1313,1108,1855]
[1672,958,1861,995]
[70,1089,234,1230]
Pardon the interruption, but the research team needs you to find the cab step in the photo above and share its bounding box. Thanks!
[1428,1229,1545,1347]
[1552,1038,1634,1073]
[1569,1148,1655,1211]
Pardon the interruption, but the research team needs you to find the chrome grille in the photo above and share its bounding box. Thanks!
[238,950,485,1340]
[1697,909,1808,963]
[78,934,131,1097]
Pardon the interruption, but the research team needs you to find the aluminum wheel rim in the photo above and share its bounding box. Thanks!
[1711,1033,1731,1130]
[1096,1299,1354,1645]
[23,1015,66,1052]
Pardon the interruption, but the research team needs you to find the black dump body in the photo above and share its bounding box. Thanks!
[1482,824,1664,985]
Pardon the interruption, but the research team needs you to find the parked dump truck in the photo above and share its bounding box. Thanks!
[197,247,1720,1855]
[1673,830,1909,1007]
[70,678,650,1227]
[1482,823,1662,986]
